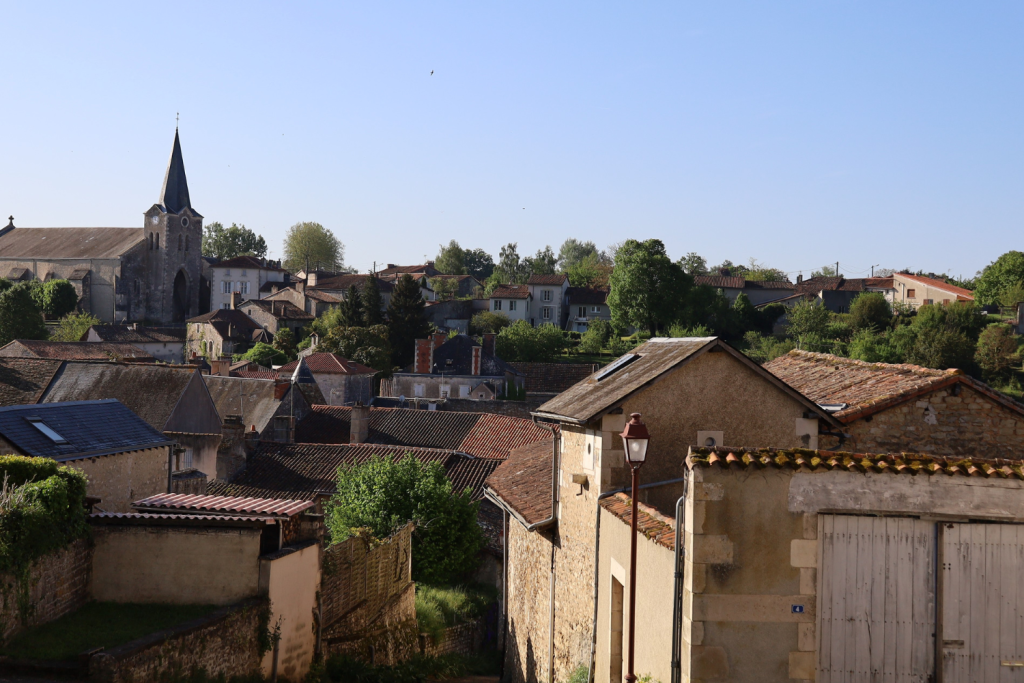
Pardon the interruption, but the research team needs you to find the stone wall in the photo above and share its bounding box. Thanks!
[821,383,1024,457]
[68,447,169,513]
[420,617,490,657]
[90,598,266,683]
[0,539,92,643]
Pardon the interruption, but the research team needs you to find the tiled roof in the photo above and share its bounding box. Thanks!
[864,277,894,289]
[0,227,144,259]
[0,340,155,361]
[186,308,260,329]
[313,274,394,293]
[766,350,1024,422]
[209,442,496,501]
[241,299,315,321]
[296,406,550,459]
[278,353,375,376]
[303,289,342,303]
[484,439,554,526]
[133,492,313,517]
[0,358,62,406]
[600,492,676,550]
[379,263,438,276]
[0,399,173,460]
[898,273,975,300]
[233,370,278,380]
[85,326,186,343]
[565,287,608,305]
[210,255,287,272]
[689,446,1024,480]
[509,362,600,394]
[491,285,531,299]
[694,276,795,290]
[527,274,568,286]
[89,512,268,526]
[204,376,294,434]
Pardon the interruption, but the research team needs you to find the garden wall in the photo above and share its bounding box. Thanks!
[0,538,92,643]
[420,617,490,657]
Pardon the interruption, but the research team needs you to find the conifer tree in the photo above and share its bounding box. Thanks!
[339,284,365,327]
[387,274,429,367]
[362,275,383,326]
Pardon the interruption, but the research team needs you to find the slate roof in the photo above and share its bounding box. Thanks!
[0,340,155,361]
[296,406,550,459]
[898,273,975,300]
[764,350,1024,422]
[565,287,608,306]
[278,353,376,376]
[133,492,313,518]
[0,227,144,259]
[210,256,287,272]
[158,129,192,214]
[509,362,600,394]
[303,289,342,303]
[204,376,291,433]
[84,326,186,343]
[0,399,173,461]
[208,442,499,501]
[600,492,676,550]
[380,263,439,276]
[0,358,62,406]
[186,309,261,340]
[689,445,1024,480]
[241,299,315,321]
[527,274,568,286]
[490,285,531,299]
[484,438,554,527]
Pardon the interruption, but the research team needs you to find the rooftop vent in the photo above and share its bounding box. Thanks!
[817,403,849,413]
[595,353,639,381]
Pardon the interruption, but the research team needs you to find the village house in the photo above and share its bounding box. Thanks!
[204,375,314,445]
[891,272,975,308]
[379,262,441,278]
[693,274,796,305]
[526,274,570,327]
[424,274,483,300]
[0,399,173,511]
[81,324,186,363]
[186,308,269,358]
[262,284,341,317]
[207,255,288,311]
[0,340,155,362]
[765,349,1024,457]
[303,272,393,312]
[382,333,525,400]
[490,285,532,323]
[277,352,376,406]
[238,298,315,336]
[483,337,840,683]
[564,287,611,332]
[765,275,899,313]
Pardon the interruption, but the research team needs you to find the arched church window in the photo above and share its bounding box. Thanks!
[178,235,183,251]
[149,233,154,250]
[156,234,160,250]
[185,235,190,251]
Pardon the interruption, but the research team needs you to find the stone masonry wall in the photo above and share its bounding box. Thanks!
[505,520,554,683]
[420,618,488,658]
[0,538,92,643]
[821,384,1024,457]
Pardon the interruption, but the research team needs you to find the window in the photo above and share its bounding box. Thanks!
[923,299,934,305]
[440,385,450,398]
[241,282,250,295]
[241,269,248,276]
[222,303,231,310]
[176,447,194,470]
[542,289,552,302]
[493,300,502,311]
[459,385,470,398]
[184,235,190,251]
[542,307,551,320]
[155,234,159,249]
[222,281,231,294]
[148,233,154,250]
[907,289,916,298]
[592,306,600,313]
[578,306,586,318]
[943,299,950,305]
[224,269,231,276]
[273,417,291,442]
[26,419,68,444]
[413,384,426,397]
[509,300,517,311]
[178,235,183,250]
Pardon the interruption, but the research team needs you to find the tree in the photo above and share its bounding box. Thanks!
[325,453,483,584]
[744,258,786,282]
[49,312,100,342]
[908,327,976,372]
[849,293,893,331]
[239,342,286,367]
[566,253,601,288]
[32,280,79,319]
[361,276,383,326]
[525,246,557,276]
[469,311,511,335]
[387,274,430,367]
[811,265,838,278]
[0,284,47,346]
[273,328,297,361]
[318,324,393,373]
[282,222,344,273]
[463,248,495,280]
[493,243,529,284]
[557,239,600,272]
[578,319,612,354]
[678,253,708,276]
[201,222,268,260]
[607,239,691,336]
[973,251,1024,306]
[786,299,831,339]
[339,285,365,327]
[495,321,566,362]
[0,279,11,294]
[435,240,466,275]
[1000,281,1024,310]
[975,324,1020,380]
[430,277,458,302]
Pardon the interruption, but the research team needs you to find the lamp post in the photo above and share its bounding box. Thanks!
[620,413,650,683]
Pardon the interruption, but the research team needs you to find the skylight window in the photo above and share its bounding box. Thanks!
[595,354,639,381]
[26,418,69,444]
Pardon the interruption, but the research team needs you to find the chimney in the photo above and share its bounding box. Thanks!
[387,264,396,269]
[210,356,231,377]
[307,272,318,287]
[350,402,370,444]
[431,332,447,349]
[482,333,496,357]
[274,380,290,400]
[471,346,481,376]
[414,339,432,374]
[797,274,804,284]
[231,291,241,309]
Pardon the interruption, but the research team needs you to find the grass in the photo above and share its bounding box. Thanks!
[415,584,497,642]
[0,601,218,661]
[309,652,501,683]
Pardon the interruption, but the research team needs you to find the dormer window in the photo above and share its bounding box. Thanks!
[26,418,68,444]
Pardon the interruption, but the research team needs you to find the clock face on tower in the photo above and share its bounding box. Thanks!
[150,216,158,225]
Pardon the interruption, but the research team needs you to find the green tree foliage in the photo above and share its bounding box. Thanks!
[240,342,286,367]
[974,251,1024,307]
[463,248,495,281]
[469,311,511,335]
[493,243,529,284]
[201,222,268,259]
[975,324,1021,380]
[908,327,976,371]
[31,280,79,319]
[849,293,893,331]
[525,246,558,276]
[678,252,708,276]
[325,454,483,584]
[430,277,458,301]
[0,284,47,346]
[318,325,393,374]
[49,312,100,342]
[0,279,11,294]
[387,275,429,367]
[435,240,466,275]
[361,276,383,326]
[1000,281,1024,310]
[557,239,600,272]
[494,321,566,362]
[607,239,691,336]
[742,331,796,364]
[283,222,344,273]
[743,258,786,282]
[785,299,831,339]
[339,285,365,327]
[811,265,838,278]
[578,319,612,354]
[273,328,297,361]
[567,253,601,287]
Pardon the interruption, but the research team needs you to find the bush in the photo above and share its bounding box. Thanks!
[49,312,100,342]
[495,321,565,362]
[849,292,892,331]
[415,584,496,641]
[579,319,612,354]
[742,331,796,364]
[668,323,713,338]
[469,311,511,335]
[240,342,286,368]
[0,283,47,346]
[785,299,830,338]
[975,324,1021,380]
[32,279,79,319]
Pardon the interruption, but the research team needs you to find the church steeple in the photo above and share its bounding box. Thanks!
[158,128,192,214]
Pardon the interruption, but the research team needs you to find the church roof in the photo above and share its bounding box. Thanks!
[159,129,192,214]
[0,227,144,259]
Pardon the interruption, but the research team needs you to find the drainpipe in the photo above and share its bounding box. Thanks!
[670,474,690,683]
[586,476,689,683]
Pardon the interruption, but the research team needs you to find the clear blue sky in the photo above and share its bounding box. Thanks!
[1,2,1021,279]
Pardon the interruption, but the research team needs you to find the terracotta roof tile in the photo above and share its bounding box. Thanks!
[85,326,186,343]
[694,276,795,291]
[600,492,676,550]
[899,273,974,300]
[491,284,531,299]
[232,370,278,379]
[278,353,375,376]
[0,340,155,361]
[240,299,315,321]
[484,438,554,526]
[527,274,568,286]
[509,362,599,394]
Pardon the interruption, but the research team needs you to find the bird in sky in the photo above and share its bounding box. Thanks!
[430,70,434,76]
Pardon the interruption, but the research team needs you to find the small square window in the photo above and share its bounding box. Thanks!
[414,384,426,397]
[907,289,916,298]
[542,290,552,302]
[542,307,551,319]
[509,300,517,311]
[241,269,248,276]
[493,300,502,311]
[224,269,231,276]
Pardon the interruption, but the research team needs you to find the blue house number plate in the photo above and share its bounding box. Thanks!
[792,605,805,614]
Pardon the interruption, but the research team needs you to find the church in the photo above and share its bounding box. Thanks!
[0,130,204,324]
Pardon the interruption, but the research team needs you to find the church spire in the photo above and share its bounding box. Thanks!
[158,128,192,214]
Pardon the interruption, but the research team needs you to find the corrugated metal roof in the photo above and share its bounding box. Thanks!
[133,492,313,517]
[90,511,268,525]
[0,227,144,259]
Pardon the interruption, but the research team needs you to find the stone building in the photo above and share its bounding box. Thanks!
[238,298,314,336]
[765,350,1024,457]
[277,353,376,406]
[382,333,525,400]
[0,129,203,323]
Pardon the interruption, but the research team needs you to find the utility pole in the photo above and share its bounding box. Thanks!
[836,261,840,277]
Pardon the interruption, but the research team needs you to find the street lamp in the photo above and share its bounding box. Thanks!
[620,413,650,683]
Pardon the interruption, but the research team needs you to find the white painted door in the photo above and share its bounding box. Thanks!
[818,515,936,682]
[940,523,1024,682]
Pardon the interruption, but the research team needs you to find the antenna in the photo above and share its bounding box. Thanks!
[176,112,179,128]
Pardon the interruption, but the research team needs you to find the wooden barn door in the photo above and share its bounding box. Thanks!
[940,523,1024,682]
[817,515,936,682]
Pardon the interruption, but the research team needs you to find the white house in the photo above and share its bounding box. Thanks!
[526,274,570,327]
[208,256,288,311]
[489,284,532,323]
